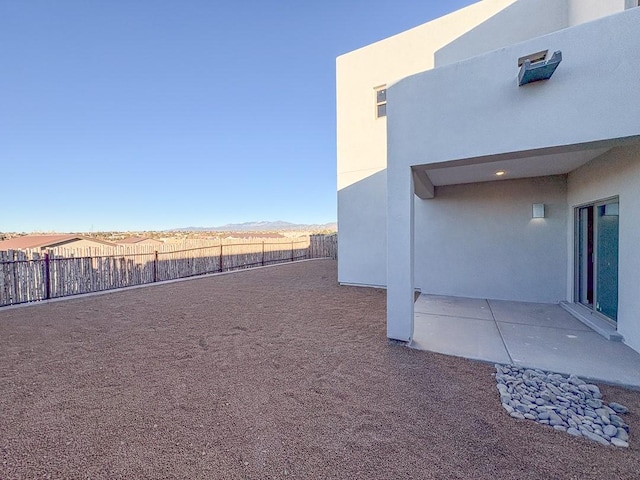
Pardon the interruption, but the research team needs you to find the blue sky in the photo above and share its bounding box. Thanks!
[1,0,476,232]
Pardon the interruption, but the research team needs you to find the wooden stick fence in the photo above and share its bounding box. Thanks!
[0,234,337,307]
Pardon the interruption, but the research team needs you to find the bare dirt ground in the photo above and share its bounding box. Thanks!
[1,259,639,479]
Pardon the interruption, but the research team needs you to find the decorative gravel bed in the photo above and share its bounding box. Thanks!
[495,364,630,447]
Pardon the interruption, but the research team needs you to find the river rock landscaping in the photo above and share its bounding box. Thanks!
[496,364,630,447]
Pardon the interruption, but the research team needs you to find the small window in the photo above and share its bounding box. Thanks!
[375,86,387,118]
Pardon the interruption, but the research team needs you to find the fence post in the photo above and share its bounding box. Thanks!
[10,250,18,304]
[44,252,51,300]
[153,250,158,282]
[219,243,223,272]
[261,241,265,266]
[291,240,294,262]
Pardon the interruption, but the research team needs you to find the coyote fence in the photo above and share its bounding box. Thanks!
[309,233,337,260]
[0,234,337,307]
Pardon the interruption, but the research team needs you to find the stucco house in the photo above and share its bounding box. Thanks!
[337,0,640,354]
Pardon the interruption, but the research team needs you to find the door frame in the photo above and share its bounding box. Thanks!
[573,195,619,326]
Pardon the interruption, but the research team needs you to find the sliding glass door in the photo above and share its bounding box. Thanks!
[577,206,594,308]
[576,198,619,323]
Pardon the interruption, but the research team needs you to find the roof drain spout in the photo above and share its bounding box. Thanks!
[518,50,562,86]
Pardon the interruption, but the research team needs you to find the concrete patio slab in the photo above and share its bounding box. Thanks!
[412,312,512,364]
[489,299,592,331]
[498,322,640,386]
[412,294,640,388]
[414,294,493,320]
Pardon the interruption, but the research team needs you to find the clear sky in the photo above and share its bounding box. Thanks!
[1,0,476,232]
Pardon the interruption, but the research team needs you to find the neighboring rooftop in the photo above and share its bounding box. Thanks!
[0,234,116,250]
[222,232,286,239]
[116,236,164,245]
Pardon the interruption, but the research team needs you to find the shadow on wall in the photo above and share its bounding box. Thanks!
[413,175,569,303]
[434,0,568,68]
[338,169,570,303]
[337,169,387,287]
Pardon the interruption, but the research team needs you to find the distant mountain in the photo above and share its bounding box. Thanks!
[169,221,337,232]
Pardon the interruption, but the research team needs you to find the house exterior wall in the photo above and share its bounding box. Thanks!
[435,0,628,68]
[385,7,640,341]
[568,0,627,26]
[337,0,640,344]
[567,144,640,353]
[336,0,520,184]
[387,8,640,169]
[336,0,632,289]
[414,176,567,302]
[336,0,520,287]
[434,0,569,67]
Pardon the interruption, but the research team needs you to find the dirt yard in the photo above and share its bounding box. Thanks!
[1,259,639,479]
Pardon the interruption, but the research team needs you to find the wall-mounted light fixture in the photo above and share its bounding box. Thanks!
[532,203,545,218]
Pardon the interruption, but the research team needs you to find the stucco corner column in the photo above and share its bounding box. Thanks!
[386,165,415,342]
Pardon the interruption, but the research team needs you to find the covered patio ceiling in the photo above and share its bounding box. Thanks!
[424,147,609,186]
[411,135,640,199]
